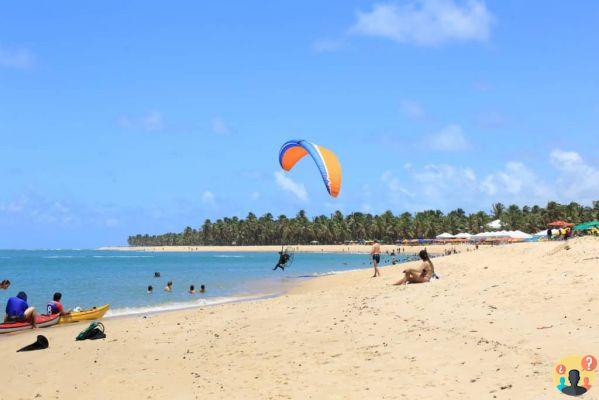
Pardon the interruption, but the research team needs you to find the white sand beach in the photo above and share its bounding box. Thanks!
[1,237,598,399]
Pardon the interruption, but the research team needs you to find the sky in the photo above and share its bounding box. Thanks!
[1,1,598,248]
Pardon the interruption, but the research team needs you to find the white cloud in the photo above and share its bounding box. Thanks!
[0,194,77,225]
[481,162,552,199]
[381,170,414,197]
[274,171,308,201]
[428,124,470,151]
[313,38,344,53]
[350,0,493,46]
[550,149,599,203]
[201,190,216,205]
[118,111,165,132]
[212,117,230,135]
[0,45,34,69]
[400,99,426,120]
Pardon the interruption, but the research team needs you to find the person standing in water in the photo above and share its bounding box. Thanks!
[164,281,173,292]
[394,250,434,285]
[371,240,381,277]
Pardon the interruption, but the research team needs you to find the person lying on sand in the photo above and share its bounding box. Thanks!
[394,250,434,286]
[0,279,10,290]
[47,292,71,315]
[5,291,37,328]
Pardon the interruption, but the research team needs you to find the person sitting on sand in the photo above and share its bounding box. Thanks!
[147,285,153,294]
[393,250,435,286]
[0,279,10,290]
[4,291,37,328]
[200,284,205,293]
[189,285,196,294]
[47,292,71,316]
[164,281,173,292]
[371,240,381,277]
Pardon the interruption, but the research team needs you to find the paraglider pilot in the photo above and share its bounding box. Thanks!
[273,250,290,271]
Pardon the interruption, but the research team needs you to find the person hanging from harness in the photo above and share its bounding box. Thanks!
[273,249,291,271]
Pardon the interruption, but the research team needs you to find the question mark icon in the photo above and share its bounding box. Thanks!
[556,364,566,374]
[581,355,597,371]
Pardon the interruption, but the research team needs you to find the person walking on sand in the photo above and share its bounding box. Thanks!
[371,240,381,277]
[394,250,434,285]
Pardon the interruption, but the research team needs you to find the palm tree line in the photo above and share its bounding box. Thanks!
[127,201,599,246]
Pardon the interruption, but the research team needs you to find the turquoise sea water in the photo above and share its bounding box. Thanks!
[0,250,413,317]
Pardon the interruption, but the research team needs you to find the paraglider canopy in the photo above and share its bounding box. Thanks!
[279,140,342,197]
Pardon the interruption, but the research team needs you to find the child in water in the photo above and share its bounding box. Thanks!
[200,285,205,293]
[189,285,195,294]
[164,281,173,292]
[147,285,153,294]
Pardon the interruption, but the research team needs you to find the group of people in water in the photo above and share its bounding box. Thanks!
[147,273,206,295]
[369,240,436,285]
[4,291,69,329]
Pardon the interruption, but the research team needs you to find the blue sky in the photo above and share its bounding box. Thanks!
[1,1,598,248]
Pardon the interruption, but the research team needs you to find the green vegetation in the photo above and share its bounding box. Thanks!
[128,201,599,246]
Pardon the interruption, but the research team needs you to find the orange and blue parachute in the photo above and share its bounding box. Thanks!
[278,140,342,197]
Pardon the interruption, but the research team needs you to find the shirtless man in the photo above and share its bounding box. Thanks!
[394,250,434,285]
[371,240,381,277]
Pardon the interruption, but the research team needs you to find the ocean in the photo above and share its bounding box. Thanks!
[0,249,414,318]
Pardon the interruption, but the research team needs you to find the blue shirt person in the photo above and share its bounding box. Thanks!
[4,291,38,328]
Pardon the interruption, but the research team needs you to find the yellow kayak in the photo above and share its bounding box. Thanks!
[59,304,110,324]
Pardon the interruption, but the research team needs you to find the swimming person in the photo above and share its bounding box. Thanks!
[371,240,381,277]
[4,291,37,328]
[164,281,173,292]
[0,279,10,290]
[154,272,161,278]
[47,292,71,315]
[273,250,290,271]
[394,250,435,285]
[189,285,195,294]
[147,285,153,294]
[200,284,205,293]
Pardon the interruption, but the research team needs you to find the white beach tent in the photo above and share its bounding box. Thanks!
[454,232,473,239]
[436,232,455,239]
[509,230,533,239]
[534,229,559,236]
[475,230,532,239]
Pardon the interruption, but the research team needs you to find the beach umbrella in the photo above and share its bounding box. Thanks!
[436,232,455,239]
[548,220,574,228]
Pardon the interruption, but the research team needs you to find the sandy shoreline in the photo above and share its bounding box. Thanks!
[99,243,476,255]
[2,237,598,399]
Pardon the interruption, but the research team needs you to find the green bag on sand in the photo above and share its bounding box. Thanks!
[76,322,106,341]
